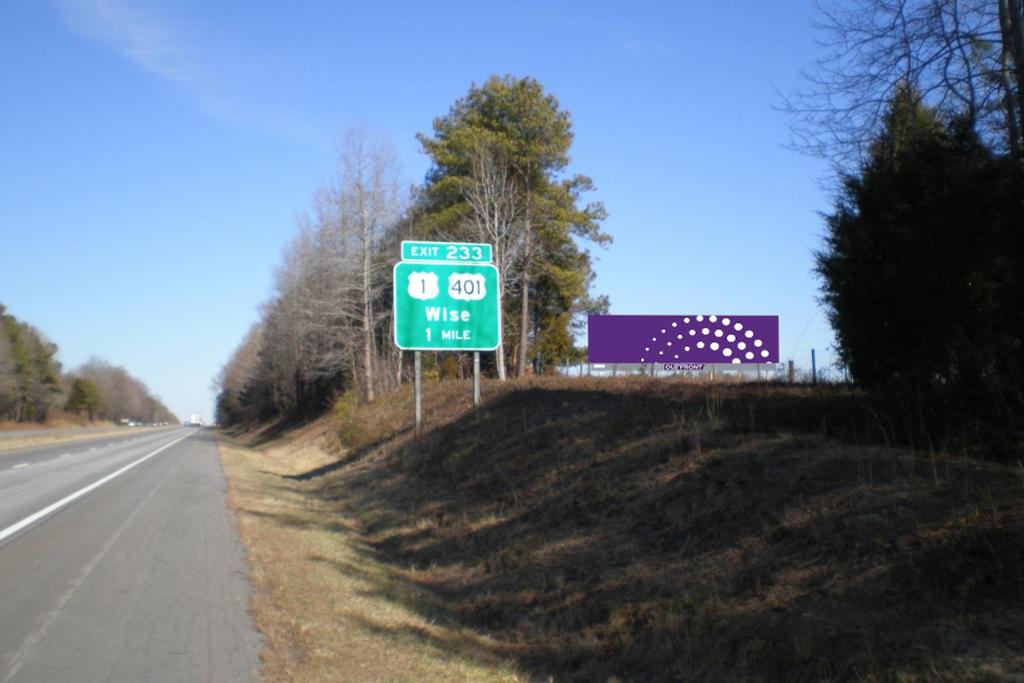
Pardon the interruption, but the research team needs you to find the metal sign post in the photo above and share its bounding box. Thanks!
[473,352,481,407]
[414,351,422,439]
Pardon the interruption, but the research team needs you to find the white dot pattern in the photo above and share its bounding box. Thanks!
[631,316,776,364]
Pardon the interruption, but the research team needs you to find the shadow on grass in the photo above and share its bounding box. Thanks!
[225,415,318,449]
[282,430,410,482]
[277,380,1024,681]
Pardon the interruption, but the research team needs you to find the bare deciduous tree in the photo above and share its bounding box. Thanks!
[462,142,526,380]
[75,357,176,423]
[336,126,401,401]
[215,125,408,421]
[784,0,1024,166]
[212,323,264,423]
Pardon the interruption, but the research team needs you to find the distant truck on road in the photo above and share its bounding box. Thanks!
[185,414,202,427]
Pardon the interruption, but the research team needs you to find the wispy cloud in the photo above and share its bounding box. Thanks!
[56,0,198,85]
[53,0,323,144]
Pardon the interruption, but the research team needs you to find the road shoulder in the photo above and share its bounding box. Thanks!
[216,430,521,683]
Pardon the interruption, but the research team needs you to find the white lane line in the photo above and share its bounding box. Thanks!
[0,445,183,683]
[0,432,191,544]
[12,463,28,469]
[60,454,71,459]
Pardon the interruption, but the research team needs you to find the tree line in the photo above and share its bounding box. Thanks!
[0,303,177,424]
[215,75,609,425]
[792,0,1024,455]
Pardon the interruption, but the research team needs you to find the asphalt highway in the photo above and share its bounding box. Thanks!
[0,427,261,682]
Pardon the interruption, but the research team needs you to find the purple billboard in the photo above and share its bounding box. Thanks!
[588,315,779,364]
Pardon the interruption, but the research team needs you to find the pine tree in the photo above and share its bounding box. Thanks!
[417,75,610,376]
[65,377,102,420]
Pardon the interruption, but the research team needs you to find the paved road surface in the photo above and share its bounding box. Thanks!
[0,428,262,682]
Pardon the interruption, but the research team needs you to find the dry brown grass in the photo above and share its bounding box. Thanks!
[217,419,523,683]
[227,377,1024,681]
[0,425,160,452]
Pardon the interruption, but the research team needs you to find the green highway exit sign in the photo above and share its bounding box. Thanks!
[401,240,492,264]
[393,252,501,351]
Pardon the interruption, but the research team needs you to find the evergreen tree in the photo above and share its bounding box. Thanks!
[817,87,1024,452]
[0,304,62,422]
[65,377,102,420]
[417,75,609,376]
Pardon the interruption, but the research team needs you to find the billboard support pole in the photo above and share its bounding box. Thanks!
[414,351,422,439]
[473,352,481,408]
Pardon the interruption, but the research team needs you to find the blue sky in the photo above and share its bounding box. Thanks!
[0,1,836,421]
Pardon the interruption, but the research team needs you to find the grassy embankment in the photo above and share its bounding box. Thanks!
[220,377,1024,681]
[219,418,521,683]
